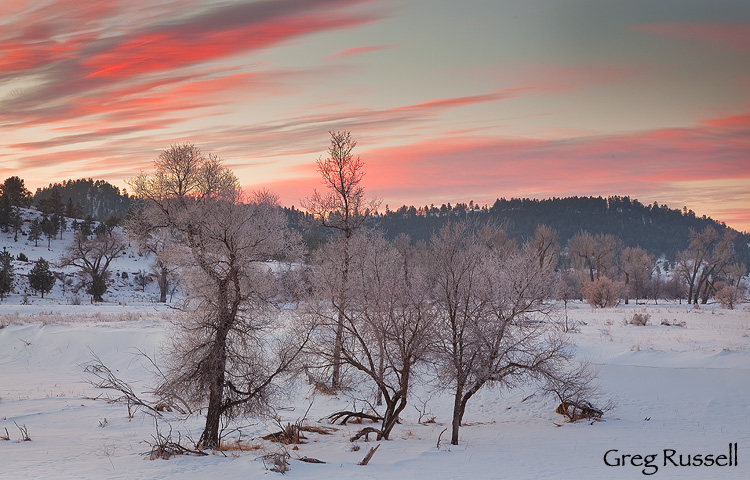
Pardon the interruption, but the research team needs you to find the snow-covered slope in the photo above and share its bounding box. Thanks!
[0,208,168,307]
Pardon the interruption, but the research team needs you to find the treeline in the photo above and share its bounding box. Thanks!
[3,173,748,270]
[33,178,131,220]
[285,195,750,268]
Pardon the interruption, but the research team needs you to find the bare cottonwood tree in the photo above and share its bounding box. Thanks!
[676,226,736,304]
[529,224,560,270]
[620,246,654,304]
[126,211,177,303]
[128,145,306,449]
[60,231,126,302]
[302,131,379,389]
[427,220,571,445]
[566,231,621,283]
[307,231,432,439]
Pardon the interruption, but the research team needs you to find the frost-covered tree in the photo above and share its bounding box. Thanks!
[676,226,736,304]
[28,258,56,298]
[427,220,574,445]
[620,246,654,304]
[129,144,306,450]
[301,131,379,389]
[60,231,126,302]
[125,212,177,303]
[566,231,621,283]
[308,231,432,439]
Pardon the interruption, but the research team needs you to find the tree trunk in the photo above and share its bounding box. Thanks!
[450,388,463,445]
[199,287,232,450]
[158,264,169,303]
[331,238,350,389]
[331,308,345,389]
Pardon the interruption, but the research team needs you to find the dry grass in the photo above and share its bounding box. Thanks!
[218,439,263,452]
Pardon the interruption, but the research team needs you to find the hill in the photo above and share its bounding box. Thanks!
[32,178,132,221]
[348,196,750,265]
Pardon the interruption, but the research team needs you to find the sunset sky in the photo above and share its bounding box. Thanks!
[2,0,749,231]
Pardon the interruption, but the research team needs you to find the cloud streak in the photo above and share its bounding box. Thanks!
[632,22,750,53]
[0,0,386,128]
[262,109,750,230]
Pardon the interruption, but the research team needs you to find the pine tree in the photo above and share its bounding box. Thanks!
[28,258,56,298]
[0,248,14,300]
[29,219,42,247]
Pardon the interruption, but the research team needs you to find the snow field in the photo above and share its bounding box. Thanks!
[1,302,749,479]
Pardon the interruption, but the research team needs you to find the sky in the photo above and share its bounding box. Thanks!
[1,0,749,232]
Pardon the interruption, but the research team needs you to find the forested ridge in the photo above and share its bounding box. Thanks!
[2,174,747,265]
[32,178,131,220]
[287,195,750,266]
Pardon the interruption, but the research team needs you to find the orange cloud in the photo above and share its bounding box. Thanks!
[1,0,386,128]
[258,110,748,229]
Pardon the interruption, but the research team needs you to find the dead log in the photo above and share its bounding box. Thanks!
[350,427,382,442]
[328,410,382,425]
[298,456,326,464]
[358,444,380,466]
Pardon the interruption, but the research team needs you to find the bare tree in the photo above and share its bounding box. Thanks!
[676,226,736,304]
[60,231,126,302]
[307,231,432,439]
[566,231,620,283]
[620,246,654,304]
[126,211,177,303]
[301,131,379,389]
[427,220,568,445]
[529,224,560,270]
[128,145,306,450]
[695,229,735,304]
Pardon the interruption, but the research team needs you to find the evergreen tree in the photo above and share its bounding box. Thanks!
[0,248,14,300]
[0,194,11,232]
[29,219,42,246]
[28,258,56,298]
[41,216,57,248]
[0,176,32,207]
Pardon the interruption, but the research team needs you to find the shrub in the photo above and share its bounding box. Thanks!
[715,285,741,310]
[629,312,650,326]
[581,276,622,308]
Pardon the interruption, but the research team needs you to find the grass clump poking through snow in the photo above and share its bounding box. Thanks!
[628,312,650,326]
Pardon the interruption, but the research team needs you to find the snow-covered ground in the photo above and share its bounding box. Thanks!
[1,303,748,479]
[1,213,749,479]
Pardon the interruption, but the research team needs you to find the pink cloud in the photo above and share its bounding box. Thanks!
[0,0,386,129]
[332,44,396,58]
[512,65,641,94]
[258,109,750,230]
[632,23,750,53]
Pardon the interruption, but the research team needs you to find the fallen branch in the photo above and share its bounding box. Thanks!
[297,456,325,464]
[327,410,382,425]
[436,428,447,449]
[349,427,381,442]
[358,444,380,466]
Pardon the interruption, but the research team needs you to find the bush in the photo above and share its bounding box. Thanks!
[715,285,742,310]
[581,276,622,308]
[629,312,650,326]
[17,253,28,262]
